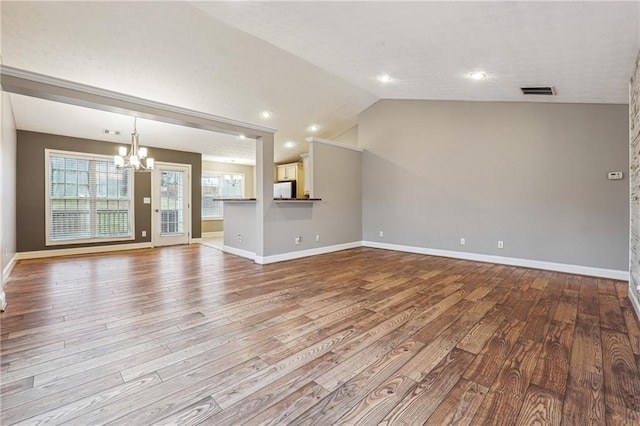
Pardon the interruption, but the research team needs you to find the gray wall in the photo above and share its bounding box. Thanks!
[223,140,362,257]
[222,202,256,254]
[630,49,640,299]
[1,92,17,279]
[360,99,629,271]
[262,141,362,256]
[333,125,359,148]
[309,142,362,246]
[17,130,201,252]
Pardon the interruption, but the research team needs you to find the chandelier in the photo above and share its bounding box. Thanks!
[224,174,243,187]
[114,117,154,171]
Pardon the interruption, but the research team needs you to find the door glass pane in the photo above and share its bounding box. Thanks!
[160,170,184,234]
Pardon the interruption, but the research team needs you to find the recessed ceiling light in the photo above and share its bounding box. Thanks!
[103,129,120,136]
[469,71,488,80]
[377,74,393,83]
[284,141,296,149]
[308,124,320,132]
[260,111,272,119]
[239,134,246,139]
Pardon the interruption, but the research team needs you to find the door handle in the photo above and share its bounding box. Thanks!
[155,209,159,213]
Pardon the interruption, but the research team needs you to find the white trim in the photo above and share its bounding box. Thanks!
[203,232,224,238]
[16,242,153,260]
[305,137,363,152]
[255,241,362,265]
[362,241,629,280]
[629,287,640,322]
[191,238,203,244]
[152,162,192,247]
[3,254,17,283]
[202,218,224,221]
[0,292,6,312]
[0,65,277,135]
[222,245,256,261]
[308,142,315,198]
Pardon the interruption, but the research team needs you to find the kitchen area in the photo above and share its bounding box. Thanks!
[221,136,362,263]
[273,153,310,199]
[202,152,314,250]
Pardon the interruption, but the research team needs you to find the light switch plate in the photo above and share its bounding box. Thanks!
[143,197,151,204]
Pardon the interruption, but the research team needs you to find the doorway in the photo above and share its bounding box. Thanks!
[152,162,191,246]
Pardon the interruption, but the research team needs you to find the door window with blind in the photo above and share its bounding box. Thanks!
[202,172,244,219]
[45,150,134,245]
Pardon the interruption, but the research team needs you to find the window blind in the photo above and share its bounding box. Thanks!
[202,172,244,219]
[48,152,132,243]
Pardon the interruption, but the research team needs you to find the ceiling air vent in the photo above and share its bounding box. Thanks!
[521,86,556,96]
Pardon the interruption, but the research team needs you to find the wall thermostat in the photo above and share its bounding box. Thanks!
[608,172,623,180]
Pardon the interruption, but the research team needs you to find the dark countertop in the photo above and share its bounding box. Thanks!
[221,198,321,202]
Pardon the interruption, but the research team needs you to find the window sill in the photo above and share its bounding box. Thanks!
[45,236,135,246]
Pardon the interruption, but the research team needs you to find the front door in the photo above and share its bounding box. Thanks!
[152,163,191,246]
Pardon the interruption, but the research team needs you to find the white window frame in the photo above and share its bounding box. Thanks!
[201,171,245,221]
[45,149,135,246]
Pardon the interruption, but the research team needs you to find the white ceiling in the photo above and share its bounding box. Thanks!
[8,94,257,165]
[2,1,639,164]
[197,1,639,104]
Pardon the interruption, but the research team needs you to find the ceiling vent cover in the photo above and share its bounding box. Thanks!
[521,86,556,96]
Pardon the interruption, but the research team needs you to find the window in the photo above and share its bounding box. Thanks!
[202,172,244,219]
[46,150,133,245]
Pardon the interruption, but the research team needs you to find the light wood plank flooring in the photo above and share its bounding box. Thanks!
[1,245,639,425]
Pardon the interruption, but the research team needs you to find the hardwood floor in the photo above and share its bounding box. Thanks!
[1,245,639,425]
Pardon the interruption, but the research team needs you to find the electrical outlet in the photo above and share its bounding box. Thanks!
[315,234,320,242]
[142,231,146,237]
[460,238,466,245]
[498,241,504,249]
[237,234,243,243]
[379,231,384,238]
[295,236,301,245]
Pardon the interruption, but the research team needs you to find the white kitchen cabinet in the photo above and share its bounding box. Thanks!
[275,162,305,198]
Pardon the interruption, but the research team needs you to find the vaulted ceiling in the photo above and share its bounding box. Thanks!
[2,1,638,164]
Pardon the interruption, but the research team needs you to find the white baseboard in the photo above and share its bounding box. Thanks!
[629,287,640,321]
[202,232,224,238]
[3,254,17,282]
[222,245,256,261]
[16,242,154,260]
[363,241,629,281]
[255,241,363,265]
[191,238,203,244]
[0,291,6,312]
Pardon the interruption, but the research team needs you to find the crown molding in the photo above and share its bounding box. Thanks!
[305,137,363,152]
